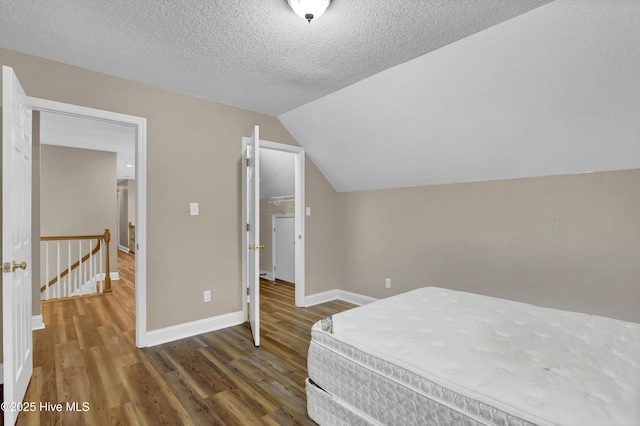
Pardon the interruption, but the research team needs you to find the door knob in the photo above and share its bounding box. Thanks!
[3,261,27,273]
[13,261,27,271]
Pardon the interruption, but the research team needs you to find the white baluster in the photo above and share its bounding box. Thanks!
[67,240,72,297]
[56,241,61,298]
[75,240,79,294]
[89,239,94,295]
[45,242,50,301]
[99,240,103,293]
[79,240,83,295]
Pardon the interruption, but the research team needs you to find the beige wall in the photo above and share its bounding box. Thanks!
[40,145,118,274]
[0,47,339,332]
[338,169,640,323]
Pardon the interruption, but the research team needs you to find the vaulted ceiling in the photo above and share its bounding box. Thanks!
[280,0,640,191]
[2,0,638,192]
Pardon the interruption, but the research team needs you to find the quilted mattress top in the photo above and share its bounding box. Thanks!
[323,287,640,426]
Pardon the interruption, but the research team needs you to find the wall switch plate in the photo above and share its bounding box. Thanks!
[204,290,211,302]
[190,202,199,216]
[385,278,391,289]
[306,207,311,216]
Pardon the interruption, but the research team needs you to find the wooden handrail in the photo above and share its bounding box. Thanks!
[41,233,109,241]
[40,229,112,294]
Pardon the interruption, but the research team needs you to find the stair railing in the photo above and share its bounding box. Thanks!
[40,229,112,300]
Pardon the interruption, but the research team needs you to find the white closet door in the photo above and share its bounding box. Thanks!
[275,216,295,283]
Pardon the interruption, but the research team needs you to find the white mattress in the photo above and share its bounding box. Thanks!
[307,287,640,426]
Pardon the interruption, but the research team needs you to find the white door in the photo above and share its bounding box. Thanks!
[274,216,295,283]
[242,126,260,347]
[2,66,33,426]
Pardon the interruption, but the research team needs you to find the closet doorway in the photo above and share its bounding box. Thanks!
[259,145,299,288]
[242,133,306,310]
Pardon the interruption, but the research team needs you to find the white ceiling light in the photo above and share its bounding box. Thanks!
[287,0,330,23]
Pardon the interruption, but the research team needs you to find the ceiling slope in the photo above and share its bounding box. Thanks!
[0,0,550,115]
[279,0,640,192]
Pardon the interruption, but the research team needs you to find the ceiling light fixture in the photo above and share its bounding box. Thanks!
[287,0,330,23]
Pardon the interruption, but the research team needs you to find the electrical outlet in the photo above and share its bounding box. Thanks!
[385,278,391,289]
[204,290,211,302]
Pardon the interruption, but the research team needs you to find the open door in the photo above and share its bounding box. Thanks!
[242,126,261,346]
[2,66,33,426]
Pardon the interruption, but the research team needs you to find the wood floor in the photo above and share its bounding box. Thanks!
[17,251,355,425]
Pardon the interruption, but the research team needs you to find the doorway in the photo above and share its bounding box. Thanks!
[30,97,148,348]
[259,141,305,306]
[241,135,306,313]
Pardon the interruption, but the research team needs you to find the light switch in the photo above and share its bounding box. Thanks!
[306,207,311,216]
[190,202,199,216]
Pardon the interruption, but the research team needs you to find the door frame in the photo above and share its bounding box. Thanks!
[272,214,295,283]
[241,138,305,308]
[30,97,148,348]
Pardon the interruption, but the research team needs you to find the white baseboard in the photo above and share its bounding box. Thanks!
[260,270,274,281]
[145,310,245,347]
[304,289,378,307]
[32,314,45,330]
[118,245,130,253]
[98,272,120,281]
[337,290,378,306]
[304,289,340,307]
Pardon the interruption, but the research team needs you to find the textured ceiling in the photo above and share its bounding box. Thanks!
[0,0,551,115]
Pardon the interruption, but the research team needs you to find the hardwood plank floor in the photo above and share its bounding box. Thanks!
[16,251,355,425]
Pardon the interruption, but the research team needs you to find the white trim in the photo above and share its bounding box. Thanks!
[304,289,340,307]
[0,364,3,384]
[29,96,148,348]
[118,245,130,253]
[304,289,378,307]
[31,315,45,331]
[260,270,274,281]
[337,290,378,306]
[145,310,245,347]
[96,271,120,281]
[117,190,121,252]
